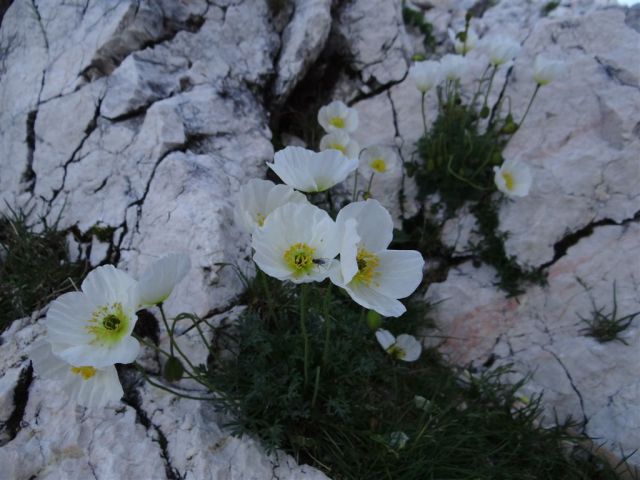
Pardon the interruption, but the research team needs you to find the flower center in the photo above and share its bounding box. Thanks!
[353,248,380,286]
[502,171,515,191]
[87,303,129,346]
[387,345,406,360]
[329,143,347,155]
[255,212,266,227]
[371,158,387,173]
[71,366,97,380]
[283,243,316,277]
[329,116,345,129]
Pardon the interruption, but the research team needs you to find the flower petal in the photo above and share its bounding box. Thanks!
[139,253,191,306]
[395,334,422,362]
[372,250,424,299]
[375,329,395,351]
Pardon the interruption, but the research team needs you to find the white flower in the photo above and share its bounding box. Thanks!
[252,202,340,284]
[480,35,521,66]
[330,199,424,317]
[234,179,307,233]
[448,28,478,54]
[375,329,422,362]
[439,54,469,81]
[389,431,409,449]
[319,131,360,159]
[532,54,566,85]
[493,159,532,197]
[361,146,399,175]
[317,100,359,133]
[414,395,431,411]
[139,253,191,307]
[46,265,140,368]
[267,146,358,193]
[30,341,124,408]
[409,60,442,93]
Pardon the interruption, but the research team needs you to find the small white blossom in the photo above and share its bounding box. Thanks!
[234,179,307,233]
[268,146,358,193]
[480,35,521,66]
[375,329,422,362]
[532,54,566,85]
[493,159,532,197]
[252,202,340,284]
[409,60,442,93]
[46,265,140,368]
[319,131,360,159]
[30,341,124,408]
[361,146,399,175]
[389,431,409,449]
[317,100,359,133]
[439,54,469,81]
[139,253,191,307]
[448,28,478,54]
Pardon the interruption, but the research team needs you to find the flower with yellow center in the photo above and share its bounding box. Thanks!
[532,54,566,86]
[361,146,399,176]
[329,200,424,317]
[448,27,478,55]
[317,100,359,134]
[319,131,360,159]
[268,146,358,193]
[46,265,140,368]
[30,341,124,407]
[234,179,308,233]
[493,159,532,197]
[375,329,422,362]
[252,202,340,284]
[479,35,521,67]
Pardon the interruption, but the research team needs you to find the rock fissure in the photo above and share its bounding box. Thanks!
[544,347,589,429]
[1,364,34,445]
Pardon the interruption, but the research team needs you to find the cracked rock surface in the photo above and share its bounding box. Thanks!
[351,0,640,465]
[1,0,639,477]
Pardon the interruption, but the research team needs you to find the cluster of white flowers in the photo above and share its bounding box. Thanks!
[236,101,425,360]
[409,30,567,199]
[31,254,190,407]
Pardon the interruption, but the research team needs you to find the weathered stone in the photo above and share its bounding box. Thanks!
[273,0,333,103]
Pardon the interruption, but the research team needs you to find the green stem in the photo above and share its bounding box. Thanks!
[447,156,491,191]
[159,303,198,374]
[311,366,321,409]
[365,173,375,198]
[133,363,214,401]
[352,169,359,202]
[322,283,332,366]
[259,269,276,321]
[482,65,498,109]
[420,91,427,135]
[300,284,310,388]
[520,84,540,127]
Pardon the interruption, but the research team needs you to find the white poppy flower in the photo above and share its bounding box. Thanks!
[480,35,521,66]
[30,341,124,408]
[532,54,566,85]
[448,28,478,54]
[46,265,140,368]
[330,199,424,317]
[234,179,308,233]
[139,253,191,306]
[493,159,532,197]
[409,60,442,93]
[252,202,340,284]
[389,431,410,449]
[439,54,469,81]
[267,146,358,193]
[317,100,359,133]
[319,131,360,159]
[375,329,422,362]
[361,146,399,175]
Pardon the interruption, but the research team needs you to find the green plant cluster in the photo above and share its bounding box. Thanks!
[205,274,622,479]
[402,5,436,55]
[0,207,88,332]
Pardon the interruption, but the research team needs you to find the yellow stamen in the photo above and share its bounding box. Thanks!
[353,248,380,286]
[86,303,129,346]
[329,143,347,155]
[329,117,345,129]
[387,345,406,360]
[256,212,266,227]
[370,158,387,173]
[502,171,515,191]
[71,366,97,380]
[283,243,316,277]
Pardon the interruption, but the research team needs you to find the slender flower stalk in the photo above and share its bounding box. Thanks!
[520,84,540,127]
